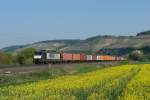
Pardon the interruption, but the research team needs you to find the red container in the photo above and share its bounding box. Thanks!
[72,54,81,60]
[92,55,97,60]
[80,53,87,61]
[63,53,73,60]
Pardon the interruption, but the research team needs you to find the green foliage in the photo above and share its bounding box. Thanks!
[146,54,150,60]
[0,48,36,65]
[16,48,36,64]
[136,30,150,36]
[0,51,14,65]
[0,64,104,86]
[128,50,146,61]
[76,64,100,73]
[16,53,25,64]
[140,46,150,54]
[21,48,36,58]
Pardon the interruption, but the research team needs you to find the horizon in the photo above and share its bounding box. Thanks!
[0,0,150,48]
[0,32,145,49]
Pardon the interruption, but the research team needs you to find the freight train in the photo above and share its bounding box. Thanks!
[33,50,126,64]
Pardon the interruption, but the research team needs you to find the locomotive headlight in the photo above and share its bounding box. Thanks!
[34,55,42,59]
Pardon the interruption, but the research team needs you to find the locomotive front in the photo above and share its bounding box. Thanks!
[33,50,47,64]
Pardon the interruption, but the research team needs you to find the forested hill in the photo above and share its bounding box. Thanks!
[1,30,150,55]
[136,30,150,36]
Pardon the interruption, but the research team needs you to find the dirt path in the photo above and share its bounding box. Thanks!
[0,65,49,74]
[0,62,118,75]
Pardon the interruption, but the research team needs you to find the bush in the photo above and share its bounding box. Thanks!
[16,48,36,65]
[0,51,14,65]
[128,50,145,61]
[145,54,150,61]
[16,54,25,64]
[0,48,36,65]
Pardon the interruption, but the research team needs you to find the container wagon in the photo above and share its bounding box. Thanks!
[63,53,73,62]
[80,53,87,61]
[72,54,81,61]
[33,50,126,64]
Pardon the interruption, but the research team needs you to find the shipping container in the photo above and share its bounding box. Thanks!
[100,55,108,61]
[115,56,118,60]
[97,56,101,60]
[106,55,113,60]
[99,56,104,60]
[116,57,120,60]
[117,57,125,61]
[92,55,97,60]
[72,54,80,60]
[63,53,73,60]
[120,57,125,60]
[106,56,110,60]
[110,56,114,60]
[46,53,60,60]
[87,55,92,60]
[112,56,116,60]
[80,53,87,61]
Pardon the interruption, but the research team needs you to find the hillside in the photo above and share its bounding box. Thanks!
[1,30,150,53]
[136,30,150,36]
[1,45,27,52]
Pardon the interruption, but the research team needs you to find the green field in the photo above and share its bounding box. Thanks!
[0,64,150,100]
[0,63,111,86]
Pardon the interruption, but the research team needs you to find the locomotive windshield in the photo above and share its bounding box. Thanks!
[34,51,43,55]
[34,50,46,55]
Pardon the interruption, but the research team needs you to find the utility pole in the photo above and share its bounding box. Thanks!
[48,63,53,76]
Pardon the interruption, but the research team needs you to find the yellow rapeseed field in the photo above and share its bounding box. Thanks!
[120,64,150,100]
[0,64,149,100]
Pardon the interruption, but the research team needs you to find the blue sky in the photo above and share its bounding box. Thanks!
[0,0,150,48]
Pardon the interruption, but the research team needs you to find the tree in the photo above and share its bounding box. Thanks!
[0,51,13,65]
[16,54,25,64]
[21,48,36,58]
[0,51,7,64]
[16,48,36,64]
[145,54,150,60]
[128,50,145,61]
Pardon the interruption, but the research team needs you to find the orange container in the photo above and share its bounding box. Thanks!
[72,54,81,60]
[105,56,109,60]
[105,56,108,60]
[107,56,112,60]
[63,53,73,60]
[108,56,113,60]
[99,55,104,60]
[100,55,112,61]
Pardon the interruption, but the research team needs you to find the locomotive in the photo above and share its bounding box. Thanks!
[33,50,125,64]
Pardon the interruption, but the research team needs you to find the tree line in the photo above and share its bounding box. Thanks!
[0,46,150,66]
[0,48,36,65]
